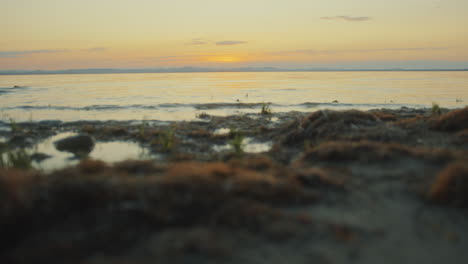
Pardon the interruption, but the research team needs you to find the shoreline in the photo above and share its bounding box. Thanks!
[1,107,468,263]
[2,69,468,76]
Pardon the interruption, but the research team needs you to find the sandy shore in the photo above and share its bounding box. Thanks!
[1,107,468,263]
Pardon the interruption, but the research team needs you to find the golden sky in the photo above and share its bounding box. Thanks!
[1,0,468,70]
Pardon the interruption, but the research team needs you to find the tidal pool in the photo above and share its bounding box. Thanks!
[29,132,150,172]
[213,137,272,153]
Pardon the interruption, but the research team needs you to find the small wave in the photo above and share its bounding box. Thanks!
[2,102,425,112]
[194,102,268,109]
[0,86,34,95]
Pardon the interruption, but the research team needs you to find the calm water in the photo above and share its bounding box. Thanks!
[1,71,467,122]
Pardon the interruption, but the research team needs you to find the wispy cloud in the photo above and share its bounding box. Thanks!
[82,47,107,52]
[320,16,371,22]
[216,41,248,46]
[0,49,67,58]
[135,54,206,63]
[185,39,208,45]
[271,47,448,56]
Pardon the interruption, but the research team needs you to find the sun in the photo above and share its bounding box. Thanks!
[207,55,243,63]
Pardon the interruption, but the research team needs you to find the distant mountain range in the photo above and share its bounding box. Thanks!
[1,67,467,75]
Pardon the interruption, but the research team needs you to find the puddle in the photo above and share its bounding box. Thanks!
[129,120,170,126]
[0,125,11,132]
[25,132,151,172]
[270,117,279,122]
[88,142,149,163]
[213,137,272,153]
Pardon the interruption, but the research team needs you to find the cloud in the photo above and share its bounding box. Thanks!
[216,41,248,46]
[320,16,371,22]
[82,47,107,52]
[185,39,208,45]
[271,47,448,56]
[0,49,66,58]
[135,54,206,63]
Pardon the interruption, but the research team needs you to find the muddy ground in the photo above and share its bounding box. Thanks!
[1,107,468,264]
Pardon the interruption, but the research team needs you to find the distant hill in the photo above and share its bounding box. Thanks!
[1,67,467,75]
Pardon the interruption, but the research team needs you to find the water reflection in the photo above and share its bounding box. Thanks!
[28,133,150,172]
[1,72,467,122]
[213,137,272,153]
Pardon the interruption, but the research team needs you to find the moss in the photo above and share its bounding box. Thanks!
[81,124,95,134]
[102,126,128,137]
[428,162,468,206]
[430,107,468,131]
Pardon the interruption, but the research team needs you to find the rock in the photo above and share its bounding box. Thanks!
[30,152,52,162]
[54,134,95,155]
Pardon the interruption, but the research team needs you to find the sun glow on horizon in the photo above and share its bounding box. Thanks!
[205,55,244,63]
[1,0,468,70]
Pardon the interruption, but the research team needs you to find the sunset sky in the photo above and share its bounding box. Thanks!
[1,0,468,70]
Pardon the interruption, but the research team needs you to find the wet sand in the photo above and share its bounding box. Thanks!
[1,107,468,263]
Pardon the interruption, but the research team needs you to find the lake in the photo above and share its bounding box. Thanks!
[1,71,467,122]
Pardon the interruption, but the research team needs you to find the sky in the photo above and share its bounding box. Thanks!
[1,0,468,70]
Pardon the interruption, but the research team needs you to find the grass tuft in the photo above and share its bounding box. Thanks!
[428,162,468,206]
[228,128,244,154]
[430,107,468,131]
[9,118,20,133]
[1,148,32,170]
[261,103,272,115]
[158,128,176,152]
[431,102,441,116]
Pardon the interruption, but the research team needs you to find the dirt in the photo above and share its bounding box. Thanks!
[1,107,468,264]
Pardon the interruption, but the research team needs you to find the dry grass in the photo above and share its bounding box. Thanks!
[292,167,345,190]
[114,159,165,175]
[430,107,468,131]
[0,169,41,218]
[189,128,211,138]
[280,110,380,145]
[299,140,462,164]
[394,115,427,129]
[454,129,468,144]
[428,162,468,206]
[372,111,398,122]
[0,158,319,262]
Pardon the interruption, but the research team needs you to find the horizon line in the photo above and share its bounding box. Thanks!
[1,67,468,75]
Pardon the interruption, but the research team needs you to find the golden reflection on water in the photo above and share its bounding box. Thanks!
[0,71,467,121]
